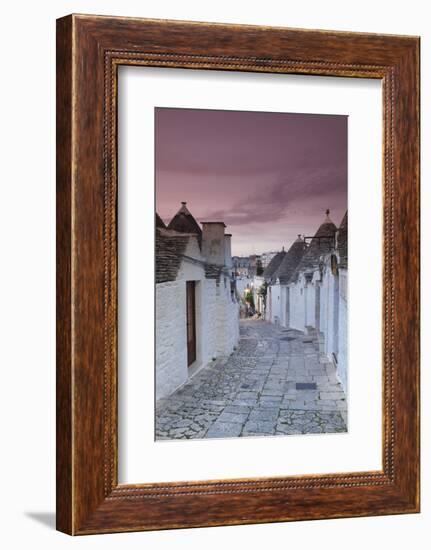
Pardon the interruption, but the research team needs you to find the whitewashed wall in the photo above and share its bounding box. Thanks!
[337,269,348,391]
[216,275,240,355]
[319,270,329,343]
[325,271,338,359]
[155,279,188,400]
[289,280,306,331]
[265,286,271,321]
[200,279,217,365]
[318,262,348,391]
[304,279,316,328]
[268,283,281,324]
[156,237,239,400]
[279,286,288,327]
[156,239,206,399]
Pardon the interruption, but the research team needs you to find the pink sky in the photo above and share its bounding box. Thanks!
[155,107,347,256]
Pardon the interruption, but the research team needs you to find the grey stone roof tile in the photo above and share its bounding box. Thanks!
[167,202,202,241]
[156,212,166,229]
[337,211,348,269]
[291,215,337,281]
[262,250,286,281]
[155,229,189,283]
[273,238,307,284]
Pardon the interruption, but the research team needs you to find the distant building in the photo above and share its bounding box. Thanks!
[232,256,251,277]
[155,202,239,400]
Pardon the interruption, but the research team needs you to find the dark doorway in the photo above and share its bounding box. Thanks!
[186,281,197,366]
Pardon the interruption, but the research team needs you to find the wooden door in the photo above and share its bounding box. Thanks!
[186,281,196,366]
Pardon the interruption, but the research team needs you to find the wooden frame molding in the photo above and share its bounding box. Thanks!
[56,14,420,535]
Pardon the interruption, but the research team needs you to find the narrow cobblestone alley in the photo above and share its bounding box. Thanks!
[155,319,347,440]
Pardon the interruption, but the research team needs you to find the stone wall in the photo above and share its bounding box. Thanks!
[319,261,347,392]
[215,275,240,356]
[155,279,188,400]
[271,283,281,324]
[305,279,316,328]
[266,257,348,393]
[156,236,239,400]
[289,279,306,331]
[279,285,288,327]
[337,268,348,391]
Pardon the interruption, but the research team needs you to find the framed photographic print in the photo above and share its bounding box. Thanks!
[56,14,420,535]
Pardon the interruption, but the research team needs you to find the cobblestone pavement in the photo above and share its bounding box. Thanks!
[155,320,347,440]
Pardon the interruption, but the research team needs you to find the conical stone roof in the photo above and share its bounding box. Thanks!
[156,212,166,229]
[273,237,307,284]
[291,211,337,281]
[337,211,348,269]
[167,202,202,241]
[263,249,286,282]
[155,228,189,283]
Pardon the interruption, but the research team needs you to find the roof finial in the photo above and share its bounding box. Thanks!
[282,246,285,252]
[325,209,333,223]
[181,201,187,206]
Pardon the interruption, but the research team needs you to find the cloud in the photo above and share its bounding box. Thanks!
[201,162,346,226]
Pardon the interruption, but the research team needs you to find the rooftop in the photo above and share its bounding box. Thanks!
[273,236,307,284]
[263,249,287,281]
[290,210,337,281]
[167,201,202,241]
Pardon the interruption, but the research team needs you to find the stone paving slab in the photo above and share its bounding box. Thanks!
[156,320,347,440]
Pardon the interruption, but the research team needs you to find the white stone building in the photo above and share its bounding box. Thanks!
[266,237,307,327]
[266,211,348,392]
[262,248,286,323]
[155,203,239,400]
[318,212,348,390]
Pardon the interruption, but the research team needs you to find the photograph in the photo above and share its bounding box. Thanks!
[0,1,423,543]
[155,107,348,440]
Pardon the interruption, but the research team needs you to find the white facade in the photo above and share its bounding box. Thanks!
[317,258,347,391]
[267,246,347,392]
[266,283,281,324]
[288,277,305,331]
[156,233,240,401]
[337,269,348,390]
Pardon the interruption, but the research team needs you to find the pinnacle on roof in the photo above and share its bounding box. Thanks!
[167,201,202,240]
[312,209,337,238]
[290,210,337,281]
[178,201,191,214]
[325,208,333,223]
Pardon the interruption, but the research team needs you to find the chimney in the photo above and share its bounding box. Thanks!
[201,222,226,265]
[224,234,232,268]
